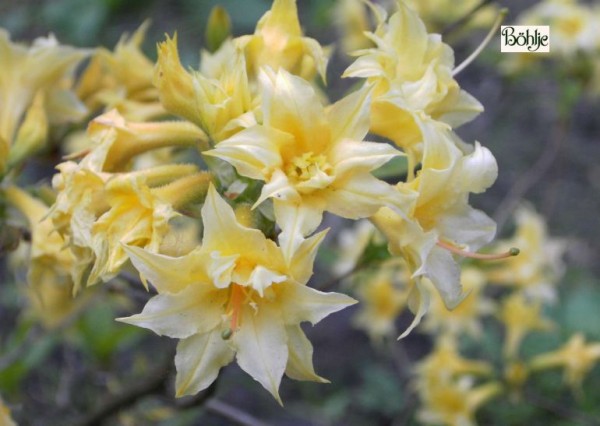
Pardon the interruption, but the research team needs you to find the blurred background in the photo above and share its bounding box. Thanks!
[1,0,599,425]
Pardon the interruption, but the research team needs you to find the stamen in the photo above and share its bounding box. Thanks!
[225,283,245,333]
[453,8,508,76]
[437,239,519,260]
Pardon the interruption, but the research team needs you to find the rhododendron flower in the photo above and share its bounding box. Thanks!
[154,36,255,143]
[207,68,409,260]
[76,22,165,121]
[343,1,482,155]
[235,0,329,81]
[118,185,356,403]
[499,292,554,358]
[0,29,87,174]
[486,206,566,302]
[371,122,497,335]
[4,186,83,328]
[530,333,600,390]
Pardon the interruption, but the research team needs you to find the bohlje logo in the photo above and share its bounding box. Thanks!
[500,25,550,53]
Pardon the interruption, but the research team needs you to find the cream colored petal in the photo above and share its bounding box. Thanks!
[300,37,329,82]
[175,329,235,397]
[326,84,371,143]
[254,168,300,208]
[325,173,397,219]
[343,55,387,78]
[207,251,238,289]
[247,265,287,297]
[457,142,498,194]
[117,285,225,339]
[123,245,208,294]
[205,126,286,180]
[279,281,356,326]
[285,324,328,383]
[424,246,464,310]
[438,206,496,250]
[261,69,328,152]
[274,200,324,263]
[233,303,288,404]
[202,184,268,255]
[331,140,401,177]
[288,230,327,285]
[399,278,431,339]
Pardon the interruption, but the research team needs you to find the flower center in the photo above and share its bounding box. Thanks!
[285,152,334,193]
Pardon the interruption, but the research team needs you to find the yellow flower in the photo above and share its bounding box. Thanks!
[77,22,165,121]
[118,185,356,403]
[85,174,179,287]
[4,186,85,328]
[235,0,329,82]
[352,259,410,341]
[499,292,554,359]
[416,338,498,426]
[206,68,408,261]
[417,336,493,388]
[0,30,87,173]
[417,376,501,426]
[486,206,566,302]
[530,333,600,390]
[371,122,497,335]
[343,2,483,153]
[154,36,255,143]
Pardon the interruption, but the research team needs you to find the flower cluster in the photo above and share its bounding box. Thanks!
[1,0,509,404]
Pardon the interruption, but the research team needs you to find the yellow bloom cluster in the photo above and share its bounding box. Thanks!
[0,0,510,403]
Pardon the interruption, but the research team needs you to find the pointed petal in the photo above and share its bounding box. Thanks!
[425,246,464,310]
[331,140,401,177]
[202,184,268,255]
[326,84,371,143]
[280,281,357,326]
[288,230,327,285]
[124,245,208,294]
[285,325,328,383]
[325,173,396,219]
[116,285,225,339]
[205,126,286,181]
[399,278,431,339]
[274,200,324,263]
[233,304,288,404]
[175,329,235,397]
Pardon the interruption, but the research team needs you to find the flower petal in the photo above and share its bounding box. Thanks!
[175,329,235,397]
[285,324,328,383]
[117,285,225,339]
[233,303,288,404]
[124,245,208,294]
[279,281,357,326]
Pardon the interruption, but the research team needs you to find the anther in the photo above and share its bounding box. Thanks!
[437,239,519,261]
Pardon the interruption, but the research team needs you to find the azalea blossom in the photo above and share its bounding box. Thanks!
[530,333,600,390]
[343,1,483,158]
[206,68,409,261]
[235,0,329,82]
[118,185,356,403]
[371,121,497,335]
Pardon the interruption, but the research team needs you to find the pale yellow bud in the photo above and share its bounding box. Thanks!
[205,6,232,53]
